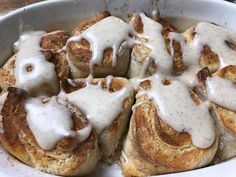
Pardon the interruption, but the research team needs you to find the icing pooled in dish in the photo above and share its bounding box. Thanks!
[25,97,91,150]
[14,31,59,96]
[206,76,236,111]
[63,82,131,134]
[138,74,215,149]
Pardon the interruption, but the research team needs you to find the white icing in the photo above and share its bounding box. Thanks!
[76,123,93,142]
[134,13,172,74]
[168,22,236,88]
[25,97,91,150]
[106,75,113,90]
[14,31,59,96]
[64,82,131,134]
[195,22,236,68]
[138,74,215,148]
[67,16,132,74]
[206,76,236,111]
[169,32,201,87]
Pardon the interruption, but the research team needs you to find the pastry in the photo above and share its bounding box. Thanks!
[0,10,236,177]
[65,12,132,78]
[169,22,236,87]
[198,65,236,161]
[127,13,177,78]
[0,87,100,176]
[121,75,218,176]
[60,76,134,158]
[0,30,70,96]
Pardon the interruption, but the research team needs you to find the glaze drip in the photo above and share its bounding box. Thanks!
[63,81,131,134]
[138,75,215,149]
[67,16,133,74]
[206,76,236,111]
[25,97,91,150]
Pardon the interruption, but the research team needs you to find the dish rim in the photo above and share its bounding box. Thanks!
[0,0,236,177]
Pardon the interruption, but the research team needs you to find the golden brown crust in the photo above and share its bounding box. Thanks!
[72,12,110,36]
[51,52,69,80]
[41,31,70,79]
[0,87,100,176]
[121,79,218,176]
[68,12,112,73]
[41,30,70,52]
[170,40,187,75]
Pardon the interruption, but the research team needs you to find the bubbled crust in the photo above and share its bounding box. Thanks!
[0,88,100,176]
[128,14,177,78]
[210,65,236,160]
[121,80,218,177]
[62,77,134,159]
[66,12,131,78]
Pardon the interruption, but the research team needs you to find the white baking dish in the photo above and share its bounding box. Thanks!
[0,0,236,176]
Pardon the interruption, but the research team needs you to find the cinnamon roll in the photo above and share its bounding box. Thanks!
[169,22,236,87]
[127,13,177,78]
[1,10,236,177]
[65,12,132,78]
[121,75,218,176]
[0,30,70,96]
[61,77,134,159]
[0,87,100,176]
[199,65,236,161]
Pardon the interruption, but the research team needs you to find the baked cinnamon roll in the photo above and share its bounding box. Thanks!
[169,22,236,87]
[128,13,177,78]
[199,65,236,161]
[0,87,100,176]
[65,12,132,78]
[61,77,134,159]
[121,75,218,176]
[0,30,69,96]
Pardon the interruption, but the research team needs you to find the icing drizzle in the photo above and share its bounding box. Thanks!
[138,75,215,149]
[25,97,91,150]
[14,31,59,96]
[9,13,236,150]
[134,13,173,74]
[206,76,236,111]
